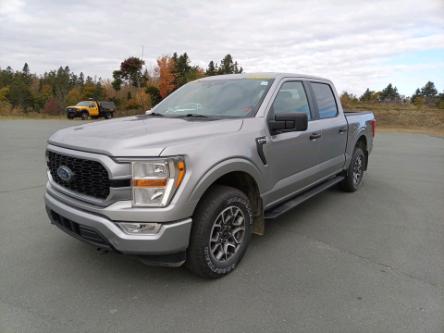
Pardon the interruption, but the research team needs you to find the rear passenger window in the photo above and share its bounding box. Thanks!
[311,82,338,119]
[272,81,311,120]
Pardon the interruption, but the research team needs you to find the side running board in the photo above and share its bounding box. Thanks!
[264,176,344,220]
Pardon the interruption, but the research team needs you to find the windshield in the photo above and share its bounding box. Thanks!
[76,101,93,106]
[152,78,274,118]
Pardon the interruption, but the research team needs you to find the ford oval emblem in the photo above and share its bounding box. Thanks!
[57,165,74,182]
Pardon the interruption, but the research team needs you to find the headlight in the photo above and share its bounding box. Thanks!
[131,158,186,207]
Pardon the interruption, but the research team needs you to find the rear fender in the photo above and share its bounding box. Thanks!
[345,127,370,169]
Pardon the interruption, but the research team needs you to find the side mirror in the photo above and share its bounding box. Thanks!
[269,113,308,135]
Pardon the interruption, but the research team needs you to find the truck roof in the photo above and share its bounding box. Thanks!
[199,72,331,83]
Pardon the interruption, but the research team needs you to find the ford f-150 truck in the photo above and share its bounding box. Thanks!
[45,73,375,278]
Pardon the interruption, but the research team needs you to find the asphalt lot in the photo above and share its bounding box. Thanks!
[0,119,443,333]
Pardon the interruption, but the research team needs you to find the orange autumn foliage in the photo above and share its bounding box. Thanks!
[157,56,175,98]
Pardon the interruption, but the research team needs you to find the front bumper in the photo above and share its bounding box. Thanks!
[45,191,192,255]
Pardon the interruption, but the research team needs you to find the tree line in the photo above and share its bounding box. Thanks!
[111,53,242,105]
[0,53,243,115]
[1,54,443,116]
[341,82,444,109]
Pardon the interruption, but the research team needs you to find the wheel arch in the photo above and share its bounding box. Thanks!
[190,159,265,235]
[345,127,370,170]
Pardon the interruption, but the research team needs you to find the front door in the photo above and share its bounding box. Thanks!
[263,80,323,207]
[89,102,99,117]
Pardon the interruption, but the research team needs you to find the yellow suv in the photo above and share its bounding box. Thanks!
[65,100,116,120]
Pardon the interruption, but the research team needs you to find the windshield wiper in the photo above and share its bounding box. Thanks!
[178,113,209,118]
[147,112,165,117]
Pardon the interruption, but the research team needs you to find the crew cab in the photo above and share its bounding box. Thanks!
[45,73,375,278]
[65,99,116,120]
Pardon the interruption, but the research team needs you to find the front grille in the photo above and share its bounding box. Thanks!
[50,210,110,247]
[47,151,110,199]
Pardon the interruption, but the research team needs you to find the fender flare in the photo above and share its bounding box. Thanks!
[189,157,264,207]
[345,127,369,168]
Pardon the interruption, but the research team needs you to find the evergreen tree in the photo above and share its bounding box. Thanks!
[173,52,192,88]
[380,83,400,102]
[411,88,421,104]
[210,54,243,75]
[359,88,374,102]
[0,66,14,87]
[7,77,33,110]
[412,82,439,105]
[145,86,162,106]
[21,63,32,85]
[22,63,30,75]
[420,81,437,97]
[233,61,243,74]
[141,69,150,87]
[206,61,217,76]
[78,72,85,86]
[218,54,234,74]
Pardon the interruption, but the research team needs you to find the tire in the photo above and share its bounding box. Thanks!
[67,113,74,120]
[340,145,366,192]
[186,185,253,278]
[104,112,112,119]
[81,111,89,120]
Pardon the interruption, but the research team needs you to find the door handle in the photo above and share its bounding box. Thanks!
[309,132,322,140]
[338,127,347,134]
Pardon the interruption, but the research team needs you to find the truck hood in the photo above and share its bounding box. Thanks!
[48,115,243,157]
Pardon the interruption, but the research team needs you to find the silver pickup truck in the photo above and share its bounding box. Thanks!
[45,73,375,278]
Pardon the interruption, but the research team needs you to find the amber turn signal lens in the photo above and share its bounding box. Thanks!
[133,178,167,187]
[175,160,186,188]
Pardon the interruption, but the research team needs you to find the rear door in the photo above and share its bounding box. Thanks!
[308,82,348,178]
[263,80,324,206]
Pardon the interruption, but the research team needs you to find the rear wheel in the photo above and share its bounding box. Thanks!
[187,185,253,278]
[341,145,366,192]
[81,111,89,120]
[104,112,113,119]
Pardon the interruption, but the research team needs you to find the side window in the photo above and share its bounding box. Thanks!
[272,81,311,120]
[311,82,338,119]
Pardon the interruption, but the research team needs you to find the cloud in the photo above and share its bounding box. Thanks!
[0,0,443,95]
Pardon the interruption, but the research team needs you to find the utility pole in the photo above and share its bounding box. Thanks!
[141,45,148,85]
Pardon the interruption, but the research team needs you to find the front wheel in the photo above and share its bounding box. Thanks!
[187,185,253,278]
[340,145,366,192]
[81,111,89,120]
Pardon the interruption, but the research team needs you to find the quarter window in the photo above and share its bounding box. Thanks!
[271,81,311,120]
[311,82,338,119]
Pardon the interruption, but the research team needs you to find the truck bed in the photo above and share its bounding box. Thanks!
[344,110,373,117]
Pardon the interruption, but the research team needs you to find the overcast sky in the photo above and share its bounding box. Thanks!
[1,0,443,95]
